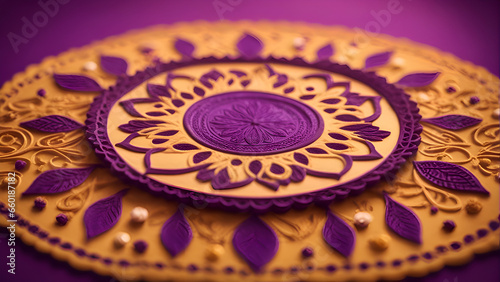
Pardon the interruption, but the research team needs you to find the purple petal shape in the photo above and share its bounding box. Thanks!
[335,114,361,122]
[306,148,328,154]
[181,92,194,100]
[23,167,94,195]
[147,83,171,98]
[270,164,285,174]
[293,152,309,165]
[152,138,168,144]
[249,160,262,174]
[193,86,205,96]
[20,115,83,133]
[321,98,341,104]
[172,99,185,107]
[100,55,128,75]
[329,133,349,141]
[364,51,393,69]
[146,111,166,117]
[161,208,192,257]
[193,151,212,164]
[173,143,198,151]
[317,43,334,61]
[232,216,278,272]
[384,192,422,244]
[300,95,315,100]
[174,38,195,57]
[118,120,164,133]
[322,210,356,257]
[156,130,178,136]
[326,143,349,150]
[212,168,253,190]
[237,33,263,58]
[290,165,306,182]
[413,161,489,194]
[53,74,102,92]
[421,115,482,130]
[396,72,440,87]
[84,189,128,239]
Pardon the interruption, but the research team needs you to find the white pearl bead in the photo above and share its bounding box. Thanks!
[493,108,500,119]
[83,61,97,71]
[353,211,373,228]
[114,232,130,247]
[418,92,431,102]
[293,37,306,50]
[392,57,405,67]
[130,206,149,223]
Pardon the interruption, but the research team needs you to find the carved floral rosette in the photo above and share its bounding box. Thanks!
[86,56,422,212]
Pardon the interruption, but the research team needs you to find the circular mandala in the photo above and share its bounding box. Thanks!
[86,57,422,212]
[184,91,324,155]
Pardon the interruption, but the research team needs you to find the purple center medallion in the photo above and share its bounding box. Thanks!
[183,91,324,155]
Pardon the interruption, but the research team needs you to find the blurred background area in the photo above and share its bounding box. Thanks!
[0,0,498,84]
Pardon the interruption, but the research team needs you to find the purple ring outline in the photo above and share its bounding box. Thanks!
[85,56,422,213]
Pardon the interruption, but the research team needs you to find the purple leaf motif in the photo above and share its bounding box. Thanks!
[174,38,195,57]
[237,33,263,58]
[317,43,334,61]
[147,83,171,98]
[364,51,393,69]
[322,210,356,257]
[53,74,102,92]
[84,189,128,239]
[232,215,278,272]
[421,115,482,130]
[23,167,94,195]
[384,192,422,244]
[413,161,489,194]
[100,55,128,75]
[396,72,440,87]
[20,115,84,132]
[161,208,192,257]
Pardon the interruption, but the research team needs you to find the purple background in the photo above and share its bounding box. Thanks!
[0,0,499,281]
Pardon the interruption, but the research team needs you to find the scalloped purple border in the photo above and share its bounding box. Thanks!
[85,56,422,213]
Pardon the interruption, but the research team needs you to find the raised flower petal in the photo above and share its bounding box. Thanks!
[236,33,263,58]
[232,215,278,272]
[161,208,192,257]
[317,43,334,61]
[384,192,422,244]
[322,210,356,257]
[100,55,128,75]
[174,38,195,57]
[84,189,128,239]
[20,115,83,133]
[53,74,102,92]
[23,167,95,195]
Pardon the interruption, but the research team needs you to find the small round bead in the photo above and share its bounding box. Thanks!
[114,232,130,247]
[205,244,225,261]
[469,96,480,104]
[134,240,148,253]
[430,206,438,214]
[392,57,405,68]
[130,206,148,223]
[465,198,482,214]
[293,37,306,50]
[56,213,68,226]
[37,89,46,97]
[353,211,373,228]
[442,220,456,232]
[302,247,314,258]
[83,61,97,71]
[417,92,431,103]
[34,197,47,209]
[15,160,27,171]
[492,108,500,119]
[369,234,391,251]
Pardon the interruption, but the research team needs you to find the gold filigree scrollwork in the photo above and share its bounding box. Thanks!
[264,208,323,241]
[56,178,95,213]
[0,127,34,157]
[420,124,472,164]
[394,169,462,212]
